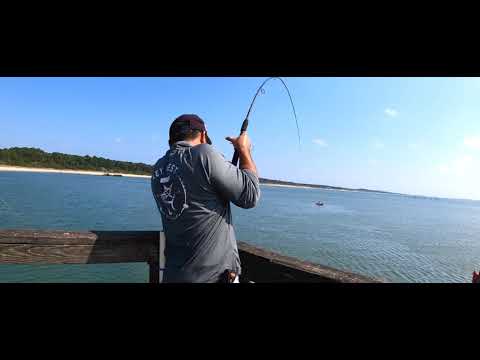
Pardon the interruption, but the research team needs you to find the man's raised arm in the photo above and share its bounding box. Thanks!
[201,132,260,209]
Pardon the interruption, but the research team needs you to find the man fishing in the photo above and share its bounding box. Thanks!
[151,114,260,283]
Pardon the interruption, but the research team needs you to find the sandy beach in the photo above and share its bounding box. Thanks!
[0,165,151,178]
[0,165,333,190]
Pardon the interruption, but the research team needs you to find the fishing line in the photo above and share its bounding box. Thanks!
[231,77,301,166]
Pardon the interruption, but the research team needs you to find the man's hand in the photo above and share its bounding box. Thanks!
[225,131,257,175]
[225,132,252,154]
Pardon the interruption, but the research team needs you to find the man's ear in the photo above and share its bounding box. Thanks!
[201,131,207,144]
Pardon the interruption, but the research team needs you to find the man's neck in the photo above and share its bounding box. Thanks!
[188,140,202,146]
[171,140,202,149]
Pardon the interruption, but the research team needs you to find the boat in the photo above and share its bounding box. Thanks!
[315,201,324,206]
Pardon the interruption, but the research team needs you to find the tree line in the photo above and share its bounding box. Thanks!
[0,147,390,194]
[0,147,153,175]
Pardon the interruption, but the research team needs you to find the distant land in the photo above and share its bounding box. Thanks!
[0,147,151,175]
[0,147,395,194]
[258,178,394,194]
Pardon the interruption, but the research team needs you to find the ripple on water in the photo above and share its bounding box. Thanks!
[2,172,480,283]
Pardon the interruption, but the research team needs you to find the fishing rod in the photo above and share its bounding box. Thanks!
[231,77,301,166]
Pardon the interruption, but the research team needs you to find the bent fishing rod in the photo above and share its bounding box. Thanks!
[231,77,301,166]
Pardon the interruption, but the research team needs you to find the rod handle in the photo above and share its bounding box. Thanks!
[231,119,249,166]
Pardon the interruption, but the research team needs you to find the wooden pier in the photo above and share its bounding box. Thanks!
[0,229,381,283]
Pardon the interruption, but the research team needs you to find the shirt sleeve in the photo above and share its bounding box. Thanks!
[200,145,260,209]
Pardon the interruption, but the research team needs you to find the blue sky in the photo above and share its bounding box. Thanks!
[1,77,480,200]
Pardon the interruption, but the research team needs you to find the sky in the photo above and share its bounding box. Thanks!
[1,77,480,200]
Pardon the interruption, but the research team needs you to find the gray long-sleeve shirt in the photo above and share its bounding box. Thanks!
[151,141,260,283]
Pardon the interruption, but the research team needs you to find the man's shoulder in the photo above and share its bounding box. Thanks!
[153,156,166,169]
[152,150,173,172]
[193,144,225,160]
[194,143,215,154]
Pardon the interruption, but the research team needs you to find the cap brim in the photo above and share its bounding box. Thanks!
[206,134,212,145]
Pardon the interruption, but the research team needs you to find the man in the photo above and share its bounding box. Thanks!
[151,114,260,283]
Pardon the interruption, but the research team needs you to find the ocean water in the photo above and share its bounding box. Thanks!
[0,171,479,283]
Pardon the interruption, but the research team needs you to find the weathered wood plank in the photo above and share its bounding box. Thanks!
[148,233,161,283]
[0,243,155,264]
[237,241,381,283]
[0,230,160,266]
[0,230,159,245]
[149,262,160,283]
[159,232,166,283]
[0,229,382,283]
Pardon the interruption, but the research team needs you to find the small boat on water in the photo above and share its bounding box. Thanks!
[315,201,324,206]
[103,173,123,177]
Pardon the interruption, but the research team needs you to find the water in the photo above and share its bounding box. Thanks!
[1,171,479,283]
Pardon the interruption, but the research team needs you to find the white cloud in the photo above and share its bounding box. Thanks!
[453,155,474,176]
[437,164,449,174]
[435,155,480,199]
[372,141,385,149]
[464,136,480,150]
[114,137,122,143]
[437,155,475,177]
[433,154,480,200]
[384,108,398,118]
[312,138,328,147]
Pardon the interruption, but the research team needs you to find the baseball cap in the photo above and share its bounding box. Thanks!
[169,114,212,145]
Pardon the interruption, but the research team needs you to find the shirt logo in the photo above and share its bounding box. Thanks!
[153,162,188,220]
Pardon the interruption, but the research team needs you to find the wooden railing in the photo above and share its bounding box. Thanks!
[0,230,381,283]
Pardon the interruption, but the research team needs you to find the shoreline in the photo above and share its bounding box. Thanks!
[3,165,469,200]
[0,165,316,189]
[0,165,363,191]
[0,165,151,178]
[261,183,314,189]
